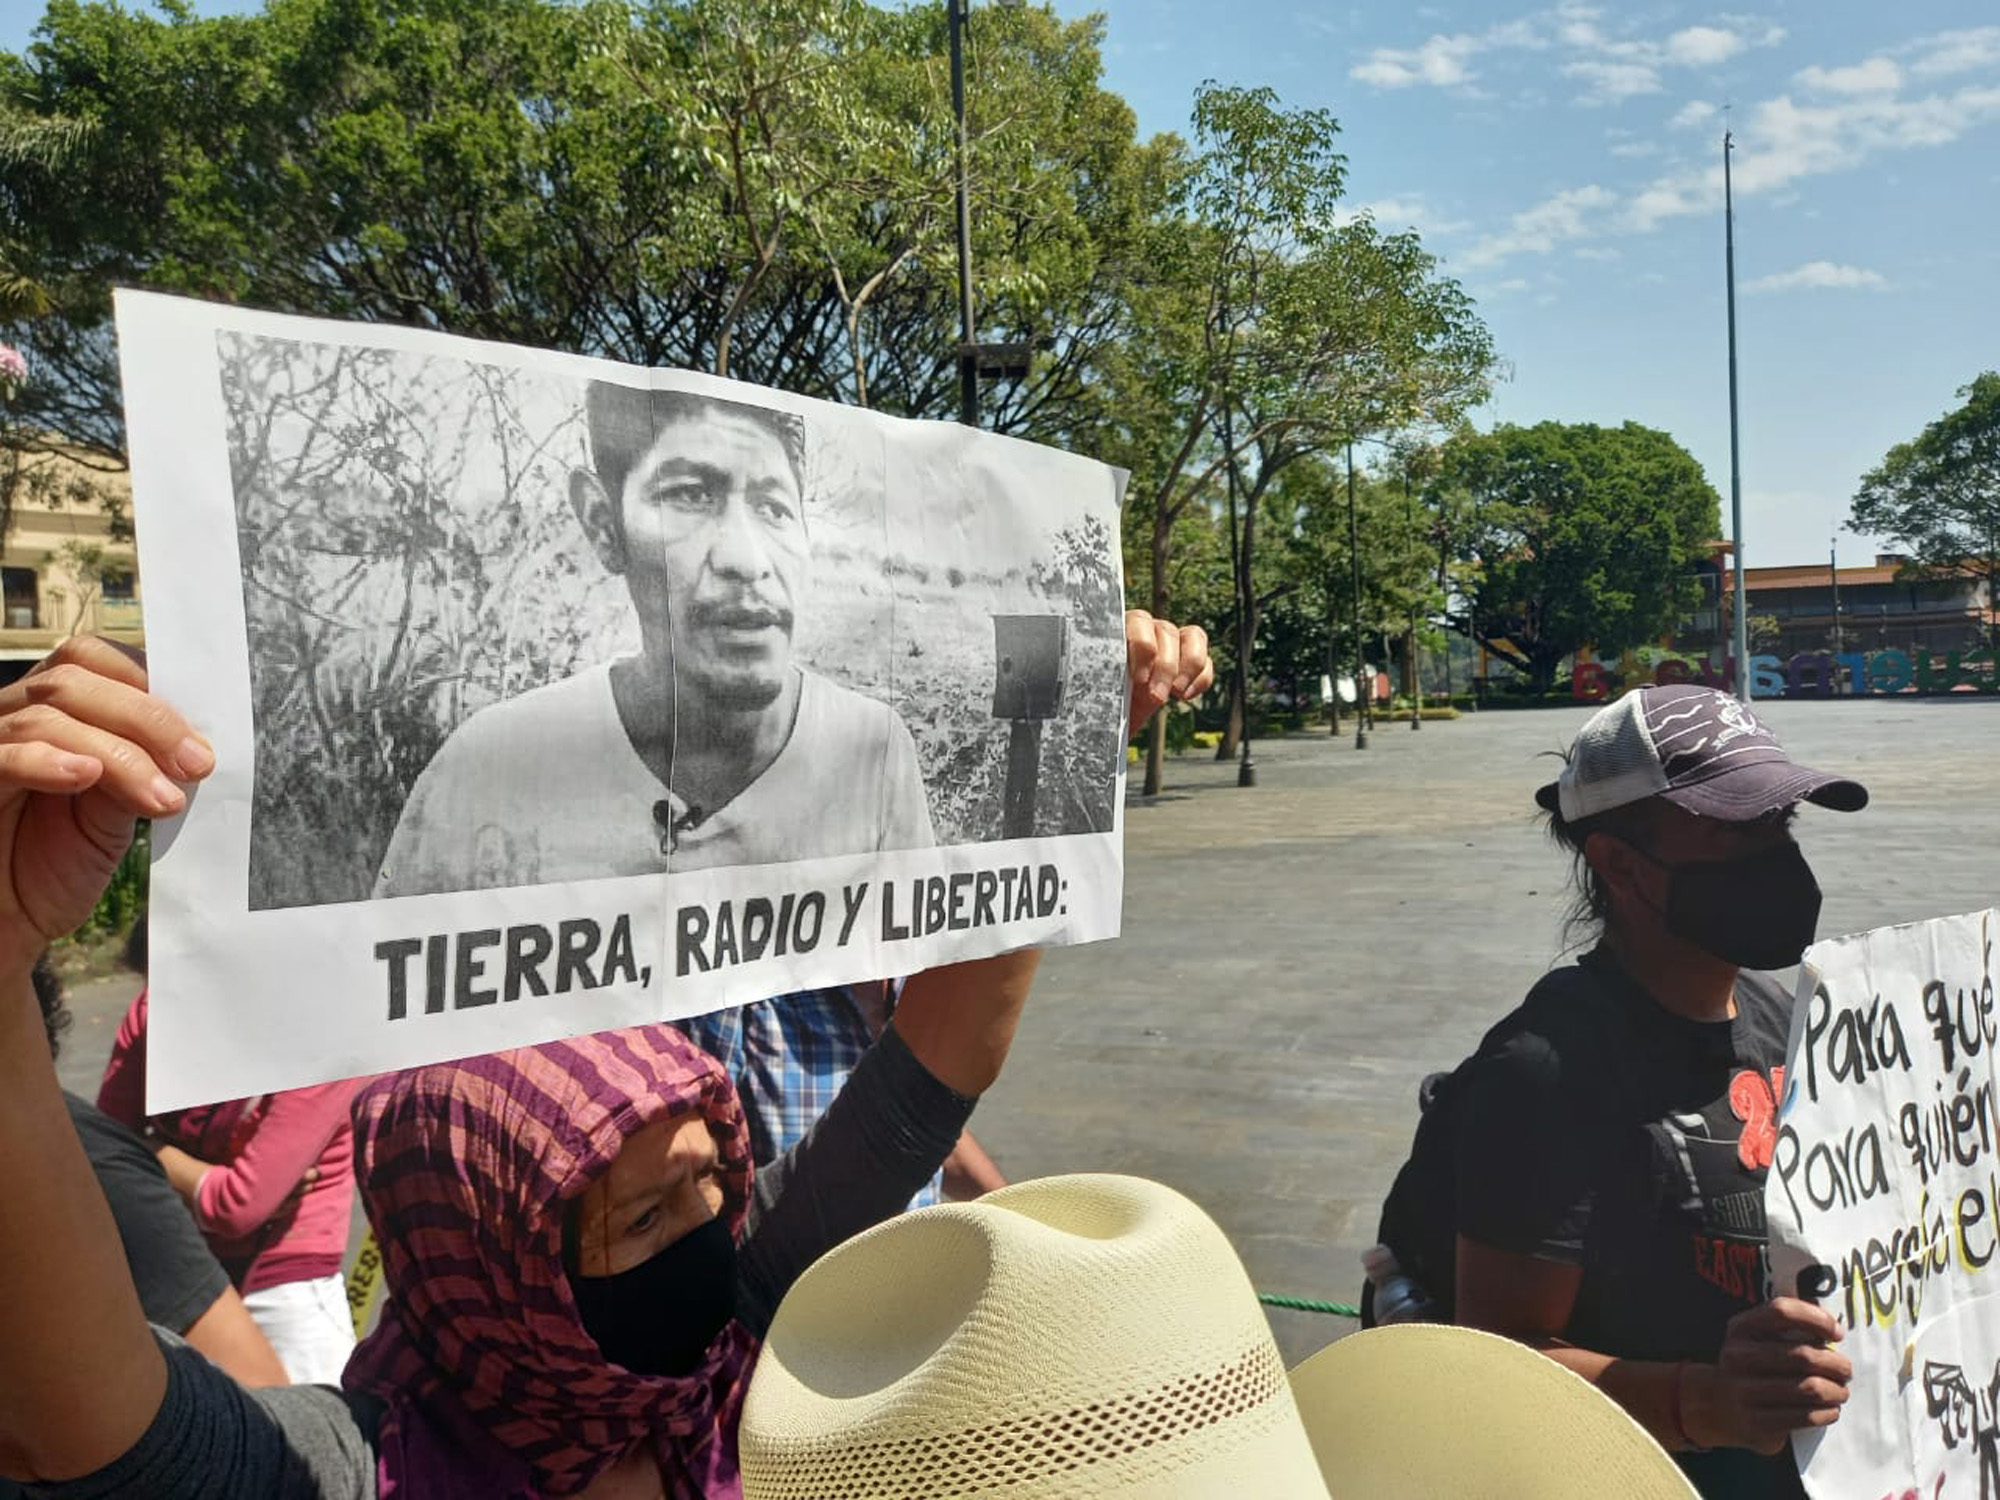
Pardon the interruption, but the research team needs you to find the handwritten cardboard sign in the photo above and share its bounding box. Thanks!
[1769,910,2000,1498]
[116,291,1130,1109]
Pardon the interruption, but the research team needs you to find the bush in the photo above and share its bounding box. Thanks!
[77,824,148,941]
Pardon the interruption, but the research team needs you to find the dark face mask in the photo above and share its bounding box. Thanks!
[1630,838,1824,970]
[569,1213,738,1379]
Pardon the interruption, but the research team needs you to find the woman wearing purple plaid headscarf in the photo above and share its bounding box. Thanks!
[343,1024,763,1499]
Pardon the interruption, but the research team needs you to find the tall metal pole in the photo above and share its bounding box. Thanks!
[1829,531,1844,688]
[949,0,978,427]
[1404,465,1421,730]
[1347,439,1368,750]
[1222,394,1255,785]
[1724,130,1750,701]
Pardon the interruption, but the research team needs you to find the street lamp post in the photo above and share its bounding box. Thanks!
[1346,439,1368,750]
[1222,402,1255,787]
[948,0,978,427]
[947,0,1028,429]
[1404,465,1420,731]
[1723,130,1751,701]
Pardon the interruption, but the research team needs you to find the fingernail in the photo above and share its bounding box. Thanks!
[150,775,185,812]
[56,752,97,780]
[173,736,215,778]
[1172,675,1190,694]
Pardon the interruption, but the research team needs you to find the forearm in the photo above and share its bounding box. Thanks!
[0,971,165,1481]
[888,949,1040,1096]
[1526,1340,1704,1452]
[153,1143,212,1217]
[186,1087,351,1237]
[182,1290,289,1389]
[941,1128,1007,1201]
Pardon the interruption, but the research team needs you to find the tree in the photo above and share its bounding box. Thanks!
[1849,372,2000,659]
[1274,451,1440,722]
[0,101,92,321]
[1209,226,1488,755]
[1436,421,1722,693]
[1,0,1176,649]
[2,0,1162,444]
[1112,83,1490,788]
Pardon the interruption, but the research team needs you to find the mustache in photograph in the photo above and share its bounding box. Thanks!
[690,598,793,634]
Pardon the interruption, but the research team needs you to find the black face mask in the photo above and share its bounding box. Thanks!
[1631,838,1823,970]
[569,1214,737,1379]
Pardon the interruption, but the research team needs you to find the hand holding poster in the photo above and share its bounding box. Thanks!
[116,291,1132,1110]
[1768,909,2000,1498]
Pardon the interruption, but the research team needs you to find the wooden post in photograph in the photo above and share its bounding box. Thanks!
[993,614,1069,840]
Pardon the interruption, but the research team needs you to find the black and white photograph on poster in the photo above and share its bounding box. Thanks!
[221,335,1127,910]
[116,290,1129,1110]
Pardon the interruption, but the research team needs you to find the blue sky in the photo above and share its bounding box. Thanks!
[1067,0,2000,569]
[8,3,1998,569]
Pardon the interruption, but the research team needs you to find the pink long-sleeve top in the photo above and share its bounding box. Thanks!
[98,990,361,1296]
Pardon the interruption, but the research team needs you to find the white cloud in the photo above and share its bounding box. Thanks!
[1744,261,1888,293]
[1567,59,1662,104]
[1330,196,1472,237]
[1352,32,1485,88]
[1609,139,1662,158]
[1457,37,2000,269]
[1666,26,1744,66]
[1462,184,1617,267]
[1902,27,2000,79]
[1616,75,2000,235]
[1349,6,1783,96]
[1797,58,1903,95]
[1573,246,1622,261]
[1671,99,1718,130]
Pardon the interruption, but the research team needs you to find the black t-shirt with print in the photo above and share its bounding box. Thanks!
[1456,947,1802,1499]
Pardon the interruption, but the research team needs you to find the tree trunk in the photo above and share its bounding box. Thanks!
[1529,650,1560,695]
[1216,679,1242,758]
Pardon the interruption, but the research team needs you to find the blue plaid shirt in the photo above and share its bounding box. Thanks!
[680,987,944,1210]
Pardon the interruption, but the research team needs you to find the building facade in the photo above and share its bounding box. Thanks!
[1730,554,1992,660]
[0,442,142,684]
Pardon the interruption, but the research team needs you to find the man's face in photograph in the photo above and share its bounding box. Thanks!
[615,405,810,712]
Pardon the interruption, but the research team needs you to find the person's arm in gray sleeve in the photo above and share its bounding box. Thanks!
[24,1334,374,1500]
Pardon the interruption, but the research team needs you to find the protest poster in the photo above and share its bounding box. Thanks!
[115,290,1130,1110]
[1768,910,2000,1499]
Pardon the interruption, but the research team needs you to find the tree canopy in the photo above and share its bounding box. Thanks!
[0,0,1163,454]
[1849,372,2000,657]
[2,0,1512,787]
[1434,420,1722,692]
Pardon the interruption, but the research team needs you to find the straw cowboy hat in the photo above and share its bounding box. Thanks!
[739,1174,1697,1499]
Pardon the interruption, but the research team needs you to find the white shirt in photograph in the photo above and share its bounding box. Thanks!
[373,662,936,897]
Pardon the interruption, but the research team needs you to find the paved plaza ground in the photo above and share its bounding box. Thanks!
[49,693,2000,1366]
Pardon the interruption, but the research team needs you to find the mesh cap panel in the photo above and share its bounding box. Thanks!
[1557,691,1668,820]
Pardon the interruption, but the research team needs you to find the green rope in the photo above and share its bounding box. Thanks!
[1258,1292,1360,1318]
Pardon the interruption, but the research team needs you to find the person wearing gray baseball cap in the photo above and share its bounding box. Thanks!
[1368,684,1865,1500]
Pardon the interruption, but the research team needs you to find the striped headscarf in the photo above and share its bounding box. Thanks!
[343,1024,757,1499]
